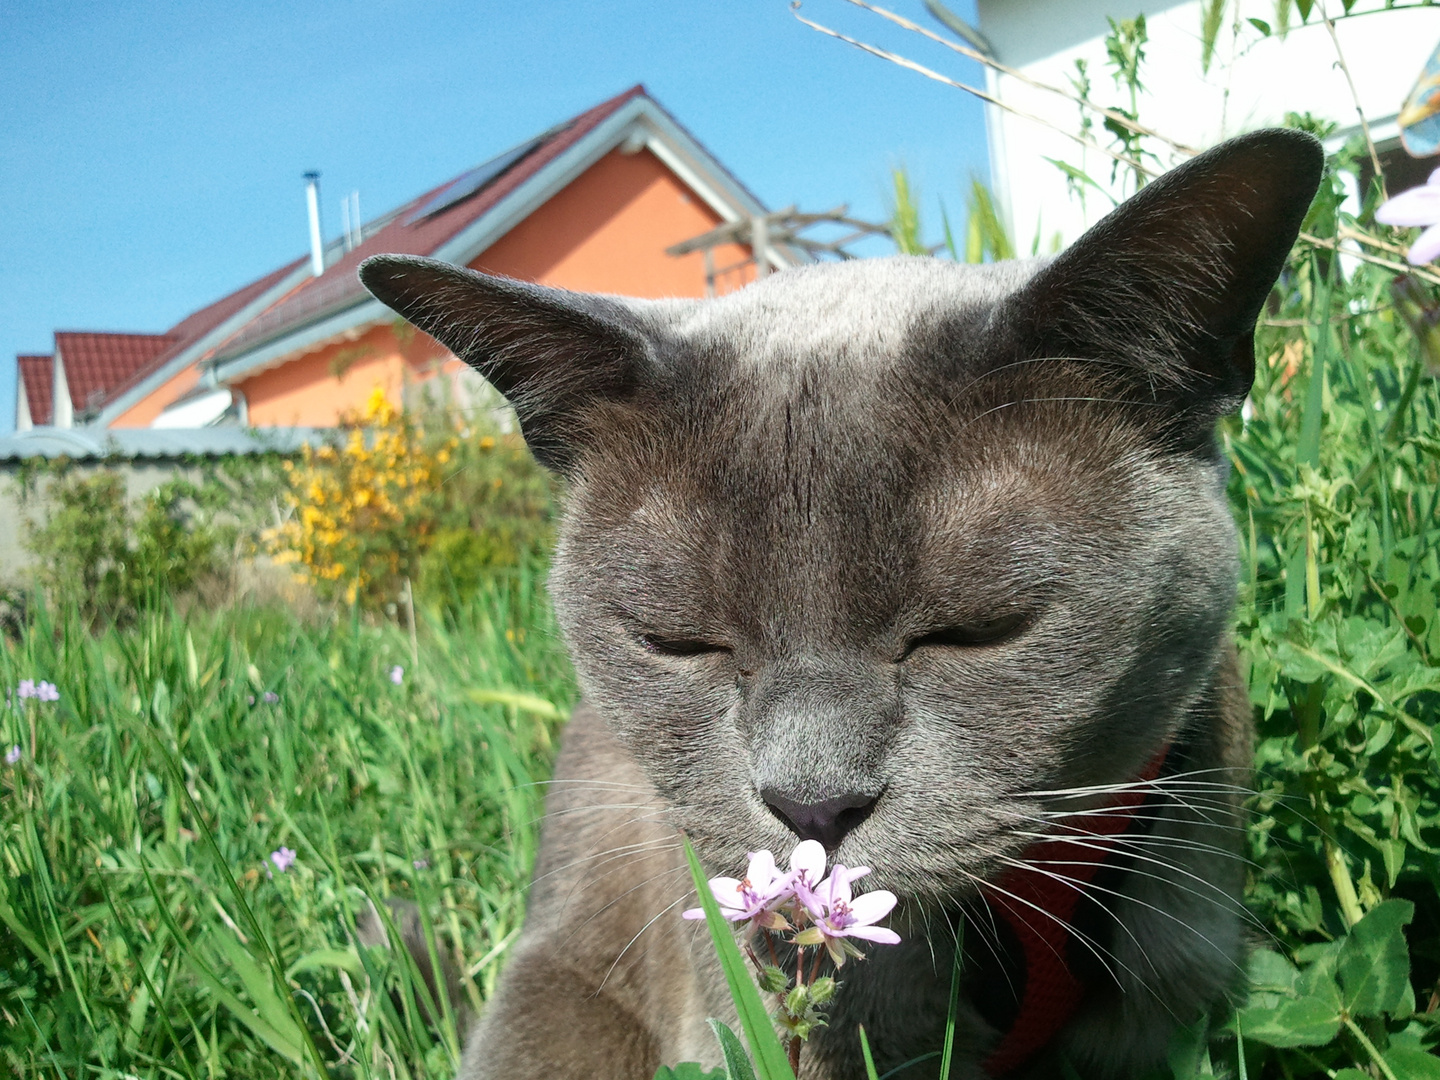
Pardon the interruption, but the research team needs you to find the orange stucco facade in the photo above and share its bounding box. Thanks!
[110,362,202,428]
[190,147,755,429]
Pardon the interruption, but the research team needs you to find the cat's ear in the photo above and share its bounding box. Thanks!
[1002,128,1323,434]
[359,255,651,471]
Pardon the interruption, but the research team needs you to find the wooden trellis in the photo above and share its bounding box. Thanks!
[666,206,891,296]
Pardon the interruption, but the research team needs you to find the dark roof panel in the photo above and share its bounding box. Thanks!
[406,130,559,224]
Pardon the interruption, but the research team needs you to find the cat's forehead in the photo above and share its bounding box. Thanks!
[663,256,1042,369]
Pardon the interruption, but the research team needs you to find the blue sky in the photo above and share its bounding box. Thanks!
[0,1,988,435]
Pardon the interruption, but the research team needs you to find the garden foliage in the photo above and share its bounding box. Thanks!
[0,578,572,1078]
[265,387,554,613]
[21,469,237,625]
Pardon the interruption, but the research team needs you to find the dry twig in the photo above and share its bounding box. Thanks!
[1321,3,1387,200]
[790,3,1156,179]
[839,0,1199,155]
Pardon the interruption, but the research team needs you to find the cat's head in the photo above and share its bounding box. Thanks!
[361,130,1321,900]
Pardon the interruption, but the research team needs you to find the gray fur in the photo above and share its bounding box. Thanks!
[359,129,1322,1079]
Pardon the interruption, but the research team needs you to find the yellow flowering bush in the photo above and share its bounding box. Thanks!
[267,387,553,608]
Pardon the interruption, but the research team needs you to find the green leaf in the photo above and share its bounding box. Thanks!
[1337,899,1415,1017]
[684,838,796,1080]
[859,1025,880,1080]
[465,686,566,719]
[1385,1046,1440,1080]
[286,947,363,979]
[210,931,311,1054]
[1201,0,1226,72]
[1234,995,1343,1047]
[654,1064,727,1080]
[708,1018,760,1080]
[1248,17,1271,34]
[1234,949,1343,1047]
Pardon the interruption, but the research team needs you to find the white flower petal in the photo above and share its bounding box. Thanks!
[846,890,898,925]
[1409,222,1440,265]
[845,925,902,945]
[790,839,826,883]
[1376,184,1440,227]
[746,849,780,888]
[707,876,744,905]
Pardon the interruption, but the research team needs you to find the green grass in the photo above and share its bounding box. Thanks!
[0,573,573,1079]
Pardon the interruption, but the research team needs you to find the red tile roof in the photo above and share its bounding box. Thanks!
[55,332,177,417]
[17,355,53,426]
[208,84,650,363]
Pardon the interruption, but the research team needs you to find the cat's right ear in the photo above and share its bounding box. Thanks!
[359,255,651,472]
[998,128,1323,441]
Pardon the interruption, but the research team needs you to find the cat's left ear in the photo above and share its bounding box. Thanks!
[359,255,653,472]
[1001,128,1323,434]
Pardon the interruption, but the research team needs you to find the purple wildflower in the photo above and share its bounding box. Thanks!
[413,858,429,870]
[683,847,795,925]
[1377,167,1440,265]
[390,665,404,685]
[4,745,20,765]
[16,680,35,700]
[794,863,900,966]
[270,847,297,873]
[262,691,279,704]
[35,681,58,702]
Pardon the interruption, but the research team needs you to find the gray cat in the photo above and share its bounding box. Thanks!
[359,129,1322,1079]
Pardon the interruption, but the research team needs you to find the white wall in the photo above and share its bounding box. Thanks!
[976,0,1440,247]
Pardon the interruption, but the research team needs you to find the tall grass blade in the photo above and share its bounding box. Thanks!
[683,837,796,1080]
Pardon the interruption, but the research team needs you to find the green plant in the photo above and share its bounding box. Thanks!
[0,572,572,1078]
[23,470,233,625]
[267,387,554,612]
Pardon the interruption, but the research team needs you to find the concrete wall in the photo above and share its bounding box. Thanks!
[0,460,209,581]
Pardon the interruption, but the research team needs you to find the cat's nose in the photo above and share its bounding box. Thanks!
[760,788,878,850]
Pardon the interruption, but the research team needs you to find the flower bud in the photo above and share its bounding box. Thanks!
[784,985,809,1017]
[809,977,836,1005]
[758,964,789,993]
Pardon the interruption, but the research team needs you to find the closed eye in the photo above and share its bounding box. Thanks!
[900,613,1031,659]
[640,634,731,658]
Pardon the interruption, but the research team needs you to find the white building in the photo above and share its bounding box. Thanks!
[973,0,1440,246]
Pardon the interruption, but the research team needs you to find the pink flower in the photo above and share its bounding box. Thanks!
[390,665,405,685]
[793,863,900,967]
[4,745,20,765]
[684,848,795,925]
[1377,167,1440,265]
[262,691,279,704]
[16,680,35,699]
[270,847,297,873]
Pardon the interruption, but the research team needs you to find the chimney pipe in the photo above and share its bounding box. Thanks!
[304,171,324,277]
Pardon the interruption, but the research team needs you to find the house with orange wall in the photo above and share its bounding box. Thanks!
[14,85,788,433]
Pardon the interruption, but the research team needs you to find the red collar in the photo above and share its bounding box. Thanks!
[979,745,1171,1077]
